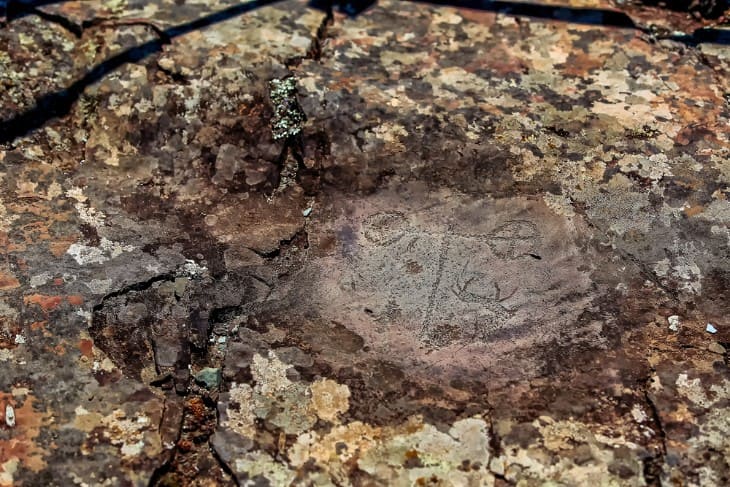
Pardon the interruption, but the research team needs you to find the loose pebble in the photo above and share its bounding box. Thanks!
[194,367,221,389]
[5,404,15,428]
[668,315,680,332]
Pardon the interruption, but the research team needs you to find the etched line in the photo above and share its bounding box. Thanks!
[419,228,452,339]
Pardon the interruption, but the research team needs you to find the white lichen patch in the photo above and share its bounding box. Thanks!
[618,153,673,182]
[668,315,680,332]
[181,259,208,277]
[66,238,136,265]
[120,440,145,457]
[233,451,295,487]
[219,354,495,485]
[543,193,576,217]
[85,279,113,294]
[496,419,645,486]
[220,383,256,438]
[289,416,494,486]
[676,375,730,409]
[654,240,704,295]
[631,405,648,424]
[74,203,106,227]
[29,272,53,288]
[65,187,88,203]
[676,374,712,408]
[98,410,157,459]
[654,258,671,277]
[250,351,316,435]
[671,259,703,294]
[358,417,492,486]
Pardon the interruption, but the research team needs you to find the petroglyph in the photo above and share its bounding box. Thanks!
[313,193,603,357]
[347,212,547,346]
[358,214,543,343]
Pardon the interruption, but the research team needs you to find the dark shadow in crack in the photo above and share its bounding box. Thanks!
[4,0,85,35]
[640,0,729,19]
[320,0,728,29]
[414,0,730,46]
[3,1,67,22]
[0,0,282,144]
[1,0,729,144]
[320,0,639,24]
[420,0,639,27]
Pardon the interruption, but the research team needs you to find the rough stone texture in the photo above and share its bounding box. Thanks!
[0,0,729,485]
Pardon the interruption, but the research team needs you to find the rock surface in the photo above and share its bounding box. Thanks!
[0,0,728,485]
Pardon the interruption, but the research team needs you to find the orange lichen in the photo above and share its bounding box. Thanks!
[563,51,606,78]
[186,397,207,422]
[29,321,47,332]
[79,339,94,359]
[0,393,49,486]
[456,9,496,25]
[23,295,63,313]
[48,236,79,258]
[0,272,20,291]
[684,205,705,218]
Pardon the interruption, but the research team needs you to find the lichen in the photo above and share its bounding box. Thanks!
[269,76,306,140]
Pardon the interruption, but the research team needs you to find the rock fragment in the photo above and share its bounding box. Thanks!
[194,367,221,390]
[668,315,680,332]
[4,404,15,428]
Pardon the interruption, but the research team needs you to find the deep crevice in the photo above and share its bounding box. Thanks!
[9,4,83,36]
[147,394,184,487]
[307,7,334,61]
[92,272,176,312]
[148,455,174,487]
[7,3,172,43]
[243,228,309,260]
[642,374,668,485]
[210,444,241,487]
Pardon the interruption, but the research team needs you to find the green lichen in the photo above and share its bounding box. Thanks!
[269,76,306,140]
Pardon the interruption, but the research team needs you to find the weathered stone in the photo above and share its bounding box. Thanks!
[708,341,726,354]
[194,367,221,390]
[0,0,728,485]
